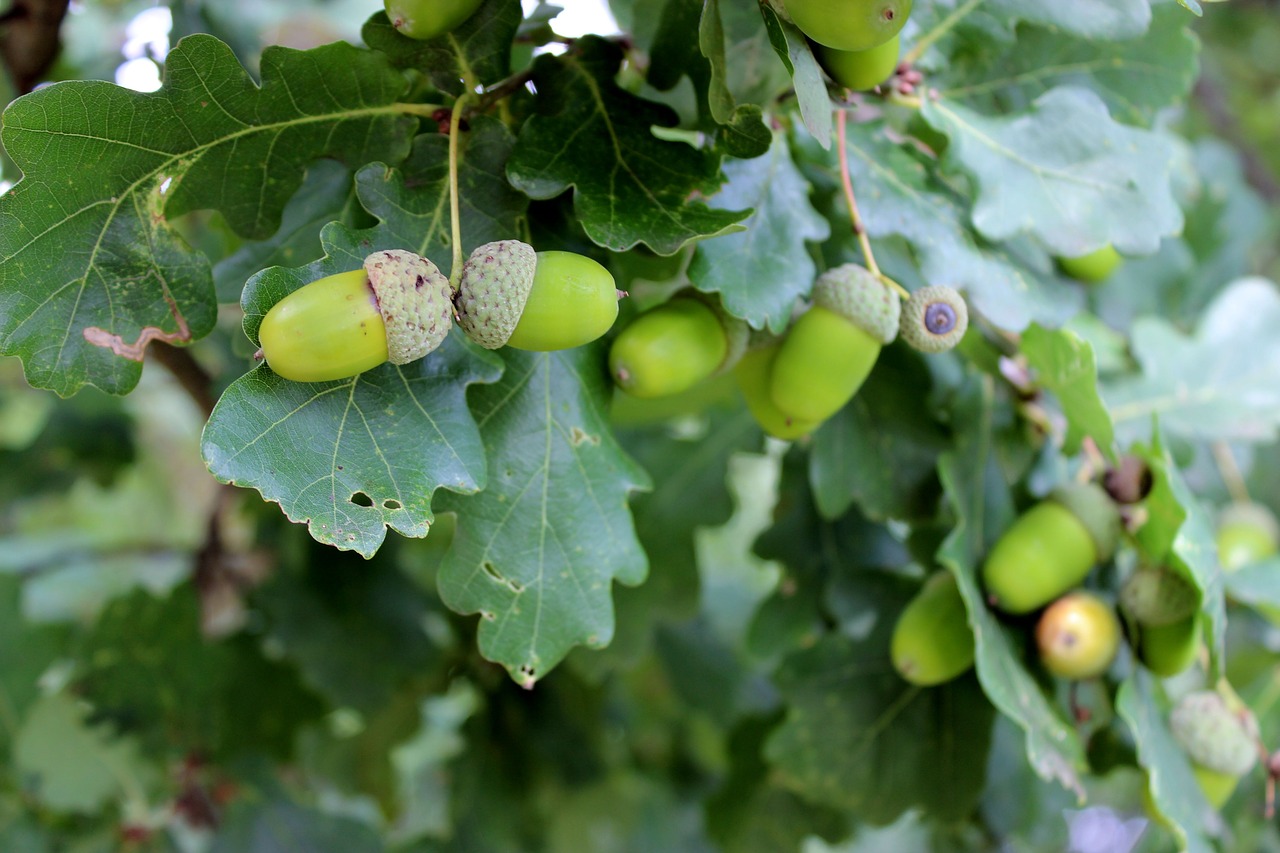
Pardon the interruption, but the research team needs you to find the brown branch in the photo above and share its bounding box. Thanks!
[1193,75,1280,203]
[0,0,70,95]
[148,343,217,418]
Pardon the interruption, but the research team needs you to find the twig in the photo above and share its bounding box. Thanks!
[1211,441,1251,504]
[902,0,983,67]
[835,109,910,299]
[446,92,474,287]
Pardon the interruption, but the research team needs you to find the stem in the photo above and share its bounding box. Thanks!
[1212,441,1252,504]
[447,92,474,288]
[903,0,984,66]
[835,109,910,300]
[394,102,446,118]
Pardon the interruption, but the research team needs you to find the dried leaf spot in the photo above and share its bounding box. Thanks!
[569,427,599,446]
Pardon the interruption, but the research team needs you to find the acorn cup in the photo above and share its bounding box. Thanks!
[769,262,900,424]
[1170,690,1259,808]
[257,249,454,383]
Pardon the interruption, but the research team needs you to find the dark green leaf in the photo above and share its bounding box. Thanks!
[506,37,749,255]
[211,793,384,853]
[0,35,415,395]
[688,131,830,332]
[436,346,650,685]
[363,0,522,95]
[0,575,66,761]
[764,572,994,823]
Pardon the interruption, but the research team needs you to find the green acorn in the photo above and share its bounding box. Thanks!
[455,241,620,351]
[1170,690,1259,778]
[891,571,975,686]
[769,263,899,423]
[258,249,453,383]
[1120,567,1200,627]
[1216,501,1279,572]
[899,285,968,353]
[609,293,749,399]
[1137,614,1201,677]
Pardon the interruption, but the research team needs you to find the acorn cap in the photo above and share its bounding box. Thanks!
[1049,482,1121,563]
[364,249,454,364]
[1120,567,1200,627]
[1171,690,1259,777]
[455,240,538,349]
[900,285,969,353]
[1218,501,1280,544]
[811,263,900,345]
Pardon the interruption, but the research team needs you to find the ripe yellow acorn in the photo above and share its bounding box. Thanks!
[891,572,974,686]
[258,249,453,383]
[1035,590,1121,680]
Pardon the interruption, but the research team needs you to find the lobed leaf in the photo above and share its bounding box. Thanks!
[0,35,416,395]
[1020,324,1117,461]
[436,347,650,686]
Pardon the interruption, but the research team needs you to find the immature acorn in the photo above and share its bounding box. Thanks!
[899,285,968,353]
[1216,501,1279,572]
[609,294,749,398]
[981,482,1121,615]
[1120,567,1200,627]
[1170,690,1259,807]
[455,241,620,351]
[770,263,899,423]
[1137,614,1201,678]
[891,571,975,686]
[1057,244,1123,283]
[815,34,900,91]
[384,0,483,41]
[734,339,822,440]
[257,249,453,383]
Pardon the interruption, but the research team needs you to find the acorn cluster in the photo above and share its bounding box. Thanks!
[256,243,619,383]
[780,0,914,93]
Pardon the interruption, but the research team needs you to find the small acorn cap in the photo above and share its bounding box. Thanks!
[900,285,968,353]
[1171,691,1259,777]
[1120,567,1200,627]
[1218,501,1280,544]
[455,240,538,349]
[811,263,900,345]
[1049,482,1122,563]
[363,249,454,364]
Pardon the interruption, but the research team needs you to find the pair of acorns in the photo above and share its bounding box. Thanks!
[257,243,619,382]
[608,264,968,440]
[779,0,913,92]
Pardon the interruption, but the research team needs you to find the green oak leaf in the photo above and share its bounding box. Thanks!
[213,160,361,304]
[937,372,1087,797]
[940,6,1200,127]
[822,122,1081,331]
[1127,433,1228,680]
[702,0,793,126]
[764,572,994,823]
[1020,324,1117,461]
[0,35,416,396]
[1116,671,1220,853]
[1224,557,1280,617]
[0,575,66,761]
[758,2,832,148]
[809,344,947,522]
[362,0,522,95]
[436,346,651,686]
[506,36,749,255]
[1104,278,1280,445]
[923,87,1183,258]
[688,131,830,332]
[14,693,155,814]
[987,0,1152,40]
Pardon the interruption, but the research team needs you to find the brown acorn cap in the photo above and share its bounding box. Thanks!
[455,240,538,349]
[1049,482,1122,563]
[1119,566,1200,627]
[1171,690,1259,777]
[811,263,900,345]
[364,249,454,364]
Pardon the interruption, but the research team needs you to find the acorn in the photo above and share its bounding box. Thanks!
[257,249,453,383]
[1216,501,1279,572]
[1035,590,1121,680]
[899,285,968,353]
[1120,567,1200,627]
[455,241,620,351]
[769,262,900,423]
[891,571,975,686]
[1170,690,1259,784]
[734,337,823,440]
[609,293,749,399]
